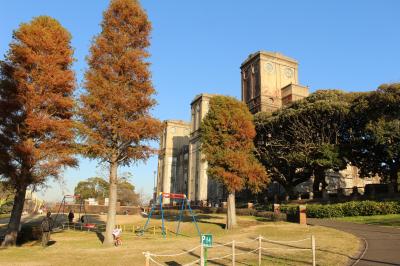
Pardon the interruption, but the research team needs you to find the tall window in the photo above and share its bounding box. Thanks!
[246,68,252,101]
[191,109,195,131]
[196,104,200,130]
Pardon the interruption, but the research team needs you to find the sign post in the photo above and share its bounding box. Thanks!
[201,234,213,266]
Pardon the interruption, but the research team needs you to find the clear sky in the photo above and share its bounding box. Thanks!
[1,0,399,201]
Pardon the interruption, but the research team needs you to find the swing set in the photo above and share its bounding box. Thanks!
[138,192,201,238]
[53,195,95,229]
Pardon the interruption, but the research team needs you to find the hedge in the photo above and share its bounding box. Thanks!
[0,200,13,214]
[276,200,400,218]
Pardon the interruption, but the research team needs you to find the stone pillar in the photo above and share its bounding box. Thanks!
[298,205,307,225]
[309,192,314,200]
[273,204,280,214]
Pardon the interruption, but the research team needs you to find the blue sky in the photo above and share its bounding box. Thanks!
[1,0,399,201]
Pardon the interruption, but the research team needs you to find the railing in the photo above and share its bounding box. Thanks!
[143,235,316,266]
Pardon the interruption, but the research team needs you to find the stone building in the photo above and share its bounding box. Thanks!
[156,51,309,202]
[156,120,190,203]
[156,50,378,203]
[240,51,309,114]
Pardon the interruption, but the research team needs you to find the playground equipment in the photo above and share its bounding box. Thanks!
[53,195,94,229]
[138,192,201,238]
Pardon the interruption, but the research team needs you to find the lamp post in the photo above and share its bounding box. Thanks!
[153,170,157,202]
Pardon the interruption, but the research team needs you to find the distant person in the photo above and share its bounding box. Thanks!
[41,211,53,247]
[68,210,74,224]
[80,215,85,224]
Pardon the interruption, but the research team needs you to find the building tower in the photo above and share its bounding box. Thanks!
[240,51,309,114]
[187,93,218,202]
[156,120,190,203]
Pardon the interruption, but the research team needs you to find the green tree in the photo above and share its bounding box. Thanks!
[79,0,162,245]
[201,96,268,229]
[74,176,138,205]
[346,83,400,191]
[74,177,108,201]
[255,90,352,196]
[0,17,76,246]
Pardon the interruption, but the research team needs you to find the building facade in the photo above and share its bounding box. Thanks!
[156,51,377,202]
[240,51,309,114]
[156,51,309,202]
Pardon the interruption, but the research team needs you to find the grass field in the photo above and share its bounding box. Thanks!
[336,214,400,227]
[0,214,360,266]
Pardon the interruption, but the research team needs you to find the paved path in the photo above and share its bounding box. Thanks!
[308,219,400,266]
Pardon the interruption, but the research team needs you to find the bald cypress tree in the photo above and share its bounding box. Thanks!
[201,96,269,229]
[79,0,162,245]
[0,16,77,246]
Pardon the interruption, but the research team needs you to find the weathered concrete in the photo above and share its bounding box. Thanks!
[308,219,400,266]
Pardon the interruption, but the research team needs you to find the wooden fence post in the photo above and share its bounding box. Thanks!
[258,235,262,266]
[312,235,316,266]
[232,240,235,266]
[200,242,204,266]
[144,252,150,266]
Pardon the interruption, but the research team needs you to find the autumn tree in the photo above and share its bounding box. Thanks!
[0,16,76,246]
[201,96,268,229]
[79,0,162,245]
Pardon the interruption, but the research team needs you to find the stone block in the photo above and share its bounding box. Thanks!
[298,205,307,225]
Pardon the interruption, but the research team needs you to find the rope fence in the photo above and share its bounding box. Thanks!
[143,235,316,266]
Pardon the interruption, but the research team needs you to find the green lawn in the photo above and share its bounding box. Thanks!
[0,214,360,266]
[336,214,400,227]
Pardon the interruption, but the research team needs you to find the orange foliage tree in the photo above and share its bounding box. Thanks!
[0,16,77,246]
[79,0,162,245]
[201,96,269,229]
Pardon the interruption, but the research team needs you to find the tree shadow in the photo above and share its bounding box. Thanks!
[47,240,56,246]
[95,231,104,243]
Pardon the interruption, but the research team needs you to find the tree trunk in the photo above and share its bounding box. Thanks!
[1,185,27,247]
[103,159,118,246]
[226,192,237,230]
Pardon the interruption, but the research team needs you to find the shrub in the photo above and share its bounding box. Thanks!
[255,211,286,221]
[305,200,400,218]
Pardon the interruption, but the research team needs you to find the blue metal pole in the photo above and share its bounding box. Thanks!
[175,197,185,236]
[142,195,158,233]
[187,199,201,238]
[160,194,166,238]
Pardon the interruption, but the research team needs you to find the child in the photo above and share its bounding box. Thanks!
[112,228,122,246]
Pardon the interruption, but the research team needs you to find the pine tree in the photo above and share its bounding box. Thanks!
[0,16,77,246]
[79,0,162,245]
[201,96,269,229]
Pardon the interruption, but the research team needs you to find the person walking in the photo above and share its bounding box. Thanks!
[68,210,74,224]
[41,211,53,247]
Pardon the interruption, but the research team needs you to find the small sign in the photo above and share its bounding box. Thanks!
[201,234,213,248]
